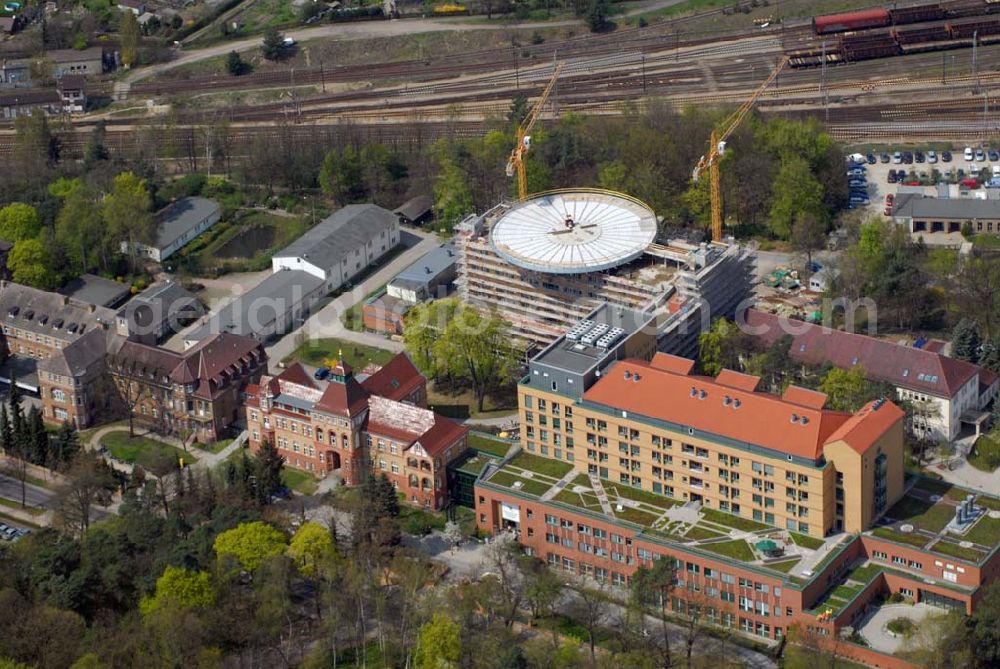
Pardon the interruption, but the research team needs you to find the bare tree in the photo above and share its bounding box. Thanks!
[53,452,116,535]
[570,584,610,667]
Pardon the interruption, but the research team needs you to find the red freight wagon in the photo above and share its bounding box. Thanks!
[813,8,891,34]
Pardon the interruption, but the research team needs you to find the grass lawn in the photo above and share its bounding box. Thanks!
[831,584,862,601]
[790,532,825,550]
[931,539,986,563]
[284,337,395,370]
[604,483,680,510]
[766,559,801,574]
[467,432,514,458]
[427,380,516,420]
[846,563,884,585]
[281,468,319,495]
[398,502,447,535]
[487,470,552,497]
[969,433,1000,472]
[964,516,1000,548]
[506,452,573,479]
[0,496,45,515]
[193,438,232,454]
[871,526,929,549]
[684,525,725,541]
[615,507,660,527]
[100,432,196,469]
[885,494,954,533]
[701,508,769,532]
[886,617,916,636]
[699,539,755,561]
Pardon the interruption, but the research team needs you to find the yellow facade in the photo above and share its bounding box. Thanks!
[519,382,905,538]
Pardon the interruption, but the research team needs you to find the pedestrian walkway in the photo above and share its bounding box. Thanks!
[589,474,614,516]
[86,424,247,472]
[541,468,582,501]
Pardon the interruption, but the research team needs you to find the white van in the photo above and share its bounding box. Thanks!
[965,147,975,161]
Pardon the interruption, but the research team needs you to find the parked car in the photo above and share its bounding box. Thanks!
[847,168,865,177]
[977,148,986,162]
[962,177,980,188]
[915,151,925,163]
[885,193,895,205]
[897,169,908,179]
[965,147,974,161]
[849,194,870,204]
[866,153,877,164]
[849,178,866,187]
[927,150,937,164]
[314,367,330,380]
[887,171,898,183]
[942,151,952,162]
[893,151,903,164]
[903,152,914,164]
[880,153,891,163]
[990,150,999,162]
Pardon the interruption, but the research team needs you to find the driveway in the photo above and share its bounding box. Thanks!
[265,228,438,372]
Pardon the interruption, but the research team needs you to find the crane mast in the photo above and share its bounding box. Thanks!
[506,62,564,201]
[694,55,788,242]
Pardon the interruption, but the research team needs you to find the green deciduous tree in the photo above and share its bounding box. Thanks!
[252,438,284,504]
[819,365,869,412]
[319,145,365,205]
[8,238,58,289]
[287,521,337,579]
[433,158,474,229]
[103,171,154,273]
[120,11,140,67]
[414,613,461,669]
[768,155,825,239]
[56,187,106,274]
[139,566,215,616]
[213,521,287,571]
[0,203,41,242]
[631,557,677,669]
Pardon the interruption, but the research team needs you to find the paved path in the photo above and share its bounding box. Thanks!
[86,424,247,472]
[857,602,937,654]
[265,229,438,372]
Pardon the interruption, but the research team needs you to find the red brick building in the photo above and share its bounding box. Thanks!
[246,353,467,509]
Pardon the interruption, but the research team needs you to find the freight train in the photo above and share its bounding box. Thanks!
[790,1,1000,67]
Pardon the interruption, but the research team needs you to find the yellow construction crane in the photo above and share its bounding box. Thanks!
[506,61,564,201]
[693,55,788,242]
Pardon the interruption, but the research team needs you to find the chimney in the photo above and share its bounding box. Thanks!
[88,303,96,313]
[62,296,69,305]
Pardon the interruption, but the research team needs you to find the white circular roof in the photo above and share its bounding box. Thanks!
[489,191,657,275]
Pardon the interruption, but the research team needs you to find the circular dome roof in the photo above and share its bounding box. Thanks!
[489,190,657,275]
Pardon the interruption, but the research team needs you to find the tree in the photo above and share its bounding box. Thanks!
[49,420,82,467]
[213,521,287,571]
[56,187,105,274]
[53,452,116,535]
[952,318,982,363]
[819,365,869,412]
[103,172,154,274]
[585,0,609,32]
[433,300,519,412]
[631,558,677,669]
[403,299,459,379]
[433,158,474,228]
[319,145,365,204]
[768,156,825,239]
[569,585,609,667]
[697,317,749,377]
[261,27,286,60]
[790,211,826,266]
[287,521,337,579]
[0,203,41,241]
[8,238,58,289]
[443,520,463,550]
[120,11,140,67]
[252,439,284,503]
[414,613,461,669]
[980,337,1000,374]
[139,566,215,616]
[25,405,47,466]
[226,50,246,76]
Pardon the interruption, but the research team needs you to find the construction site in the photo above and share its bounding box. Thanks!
[455,190,755,354]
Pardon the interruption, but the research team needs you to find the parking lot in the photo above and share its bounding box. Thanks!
[848,145,1000,218]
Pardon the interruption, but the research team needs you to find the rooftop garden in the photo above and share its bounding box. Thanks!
[866,478,1000,564]
[467,432,516,459]
[482,462,822,580]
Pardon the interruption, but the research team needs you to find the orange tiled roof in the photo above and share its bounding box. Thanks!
[582,353,901,461]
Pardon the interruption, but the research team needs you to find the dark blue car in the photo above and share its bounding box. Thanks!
[314,367,330,380]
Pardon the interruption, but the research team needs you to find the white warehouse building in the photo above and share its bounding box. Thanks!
[272,204,400,293]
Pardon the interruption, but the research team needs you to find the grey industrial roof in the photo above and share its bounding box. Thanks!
[154,197,220,250]
[394,195,433,222]
[59,274,131,308]
[893,193,1000,220]
[274,393,315,412]
[47,47,104,64]
[391,243,456,288]
[275,204,395,266]
[0,89,59,106]
[532,303,654,375]
[185,269,323,342]
[119,280,204,330]
[0,281,118,343]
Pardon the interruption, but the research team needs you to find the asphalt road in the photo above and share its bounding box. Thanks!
[0,474,55,509]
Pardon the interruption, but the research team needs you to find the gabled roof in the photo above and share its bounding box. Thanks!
[313,374,370,417]
[154,197,220,250]
[361,353,424,402]
[274,204,395,267]
[277,361,317,390]
[824,399,904,454]
[715,369,761,393]
[582,354,863,461]
[746,310,981,399]
[365,395,466,458]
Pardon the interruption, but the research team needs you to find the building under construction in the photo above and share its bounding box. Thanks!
[455,189,755,356]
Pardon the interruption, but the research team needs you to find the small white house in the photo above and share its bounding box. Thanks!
[808,267,840,293]
[120,197,221,263]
